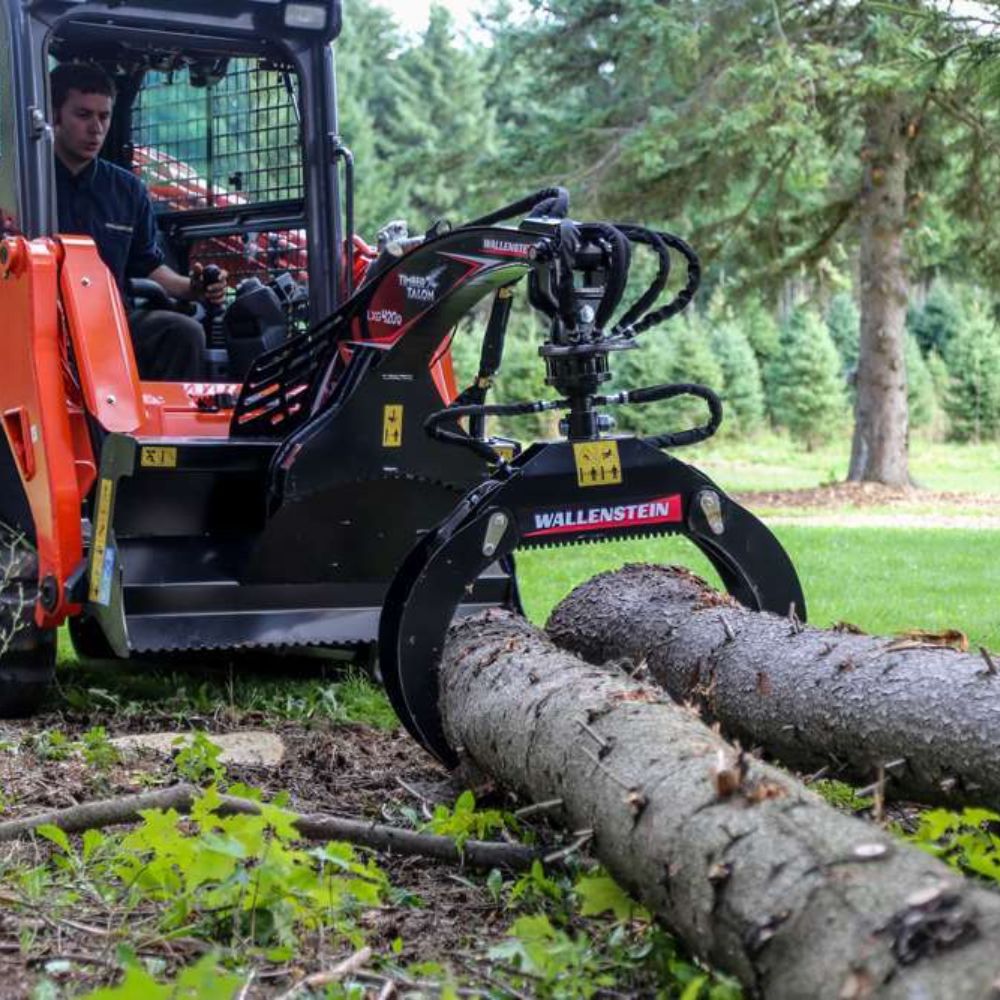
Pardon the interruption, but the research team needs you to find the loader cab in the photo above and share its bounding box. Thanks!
[1,0,346,364]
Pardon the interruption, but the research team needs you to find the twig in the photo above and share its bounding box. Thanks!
[980,647,998,676]
[576,719,610,752]
[395,778,435,820]
[543,829,594,865]
[720,615,736,643]
[235,970,257,1000]
[514,798,564,819]
[275,948,373,1000]
[0,783,542,871]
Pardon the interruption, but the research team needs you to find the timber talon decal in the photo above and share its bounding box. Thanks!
[398,265,446,303]
[522,494,683,538]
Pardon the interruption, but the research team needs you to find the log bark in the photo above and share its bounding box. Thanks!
[0,783,539,871]
[441,608,1000,999]
[546,564,1000,808]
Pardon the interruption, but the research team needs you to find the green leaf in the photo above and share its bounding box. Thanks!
[575,872,648,922]
[34,825,72,855]
[681,975,709,1000]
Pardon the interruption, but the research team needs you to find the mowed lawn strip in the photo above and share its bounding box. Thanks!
[518,525,1000,651]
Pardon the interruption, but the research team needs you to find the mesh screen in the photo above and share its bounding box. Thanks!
[131,59,309,332]
[132,58,303,207]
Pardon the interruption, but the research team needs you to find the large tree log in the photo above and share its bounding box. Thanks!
[441,609,1000,999]
[547,564,1000,809]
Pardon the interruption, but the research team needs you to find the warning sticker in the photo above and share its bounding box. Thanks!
[141,446,177,468]
[88,478,113,603]
[573,441,622,487]
[382,405,403,448]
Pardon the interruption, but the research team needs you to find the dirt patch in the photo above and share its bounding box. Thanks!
[734,483,1000,529]
[0,717,581,997]
[734,482,1000,511]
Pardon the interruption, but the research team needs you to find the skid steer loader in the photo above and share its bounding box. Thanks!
[0,0,805,732]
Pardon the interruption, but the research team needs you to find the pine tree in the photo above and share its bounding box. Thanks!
[904,334,937,432]
[942,300,1000,442]
[826,293,860,374]
[907,282,965,358]
[711,319,765,435]
[768,308,847,449]
[373,5,496,225]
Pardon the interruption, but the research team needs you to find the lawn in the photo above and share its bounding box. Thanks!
[683,433,1000,494]
[518,524,1000,651]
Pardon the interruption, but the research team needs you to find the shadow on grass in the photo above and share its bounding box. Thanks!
[48,632,398,730]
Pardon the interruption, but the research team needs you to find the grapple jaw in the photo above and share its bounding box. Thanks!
[379,438,806,766]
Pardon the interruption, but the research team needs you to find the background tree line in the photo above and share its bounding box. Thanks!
[334,0,1000,476]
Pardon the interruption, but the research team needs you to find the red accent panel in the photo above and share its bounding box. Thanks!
[56,237,143,433]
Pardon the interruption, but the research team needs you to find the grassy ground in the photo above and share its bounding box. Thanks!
[3,436,996,997]
[685,433,1000,494]
[518,525,1000,651]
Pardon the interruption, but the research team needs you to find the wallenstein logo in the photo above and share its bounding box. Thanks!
[482,238,532,258]
[367,308,403,326]
[523,494,683,538]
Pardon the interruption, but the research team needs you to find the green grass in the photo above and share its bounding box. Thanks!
[685,434,1000,494]
[518,525,1000,651]
[52,646,398,729]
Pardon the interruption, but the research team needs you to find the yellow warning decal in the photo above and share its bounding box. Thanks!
[140,445,178,468]
[382,404,403,448]
[573,441,623,488]
[88,478,113,602]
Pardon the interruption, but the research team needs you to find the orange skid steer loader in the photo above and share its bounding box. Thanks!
[0,0,804,752]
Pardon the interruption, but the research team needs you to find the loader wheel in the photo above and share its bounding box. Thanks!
[0,524,55,718]
[68,613,118,662]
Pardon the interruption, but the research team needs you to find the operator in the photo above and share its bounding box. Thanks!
[50,63,227,381]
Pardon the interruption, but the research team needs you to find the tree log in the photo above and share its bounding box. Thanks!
[441,608,1000,999]
[547,564,1000,809]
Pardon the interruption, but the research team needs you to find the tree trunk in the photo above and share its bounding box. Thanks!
[848,95,912,486]
[546,564,1000,808]
[441,609,1000,999]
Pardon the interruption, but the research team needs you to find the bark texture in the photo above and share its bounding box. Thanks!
[547,564,1000,808]
[849,95,913,486]
[441,609,1000,999]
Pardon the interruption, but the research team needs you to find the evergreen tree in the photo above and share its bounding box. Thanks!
[907,282,964,358]
[480,1,1000,483]
[335,0,410,232]
[942,300,1000,442]
[741,296,782,369]
[904,334,937,432]
[768,308,847,449]
[711,319,766,435]
[373,5,496,225]
[826,293,860,374]
[662,315,725,436]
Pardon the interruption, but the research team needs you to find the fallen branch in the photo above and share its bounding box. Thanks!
[0,783,538,871]
[547,564,1000,808]
[275,947,373,1000]
[439,608,1000,999]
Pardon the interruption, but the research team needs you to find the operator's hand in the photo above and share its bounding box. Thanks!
[190,262,229,306]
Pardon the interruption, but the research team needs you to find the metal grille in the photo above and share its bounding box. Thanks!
[132,59,303,207]
[131,59,309,333]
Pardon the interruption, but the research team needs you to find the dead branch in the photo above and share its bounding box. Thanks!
[0,782,540,871]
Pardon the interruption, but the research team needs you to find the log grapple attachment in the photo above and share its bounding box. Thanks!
[379,190,806,764]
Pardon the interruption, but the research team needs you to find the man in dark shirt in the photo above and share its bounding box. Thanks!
[51,63,227,381]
